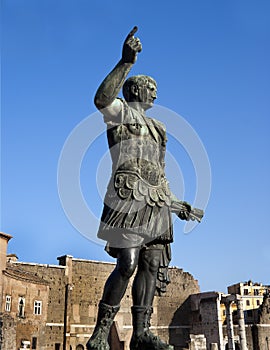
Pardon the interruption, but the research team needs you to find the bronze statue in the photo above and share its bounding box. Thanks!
[86,27,203,350]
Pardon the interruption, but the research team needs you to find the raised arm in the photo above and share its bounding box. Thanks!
[94,26,142,114]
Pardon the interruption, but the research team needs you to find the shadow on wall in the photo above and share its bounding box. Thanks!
[109,322,125,350]
[169,297,192,350]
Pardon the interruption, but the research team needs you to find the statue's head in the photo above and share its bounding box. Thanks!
[122,75,157,110]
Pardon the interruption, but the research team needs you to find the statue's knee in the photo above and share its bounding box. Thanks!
[117,248,139,279]
[142,251,161,274]
[118,263,136,279]
[149,256,160,273]
[118,265,135,279]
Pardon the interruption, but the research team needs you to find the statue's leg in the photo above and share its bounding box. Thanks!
[132,247,161,306]
[130,247,174,350]
[86,247,140,350]
[102,246,140,304]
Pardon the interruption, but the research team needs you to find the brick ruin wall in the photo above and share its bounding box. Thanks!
[2,257,269,350]
[13,258,200,349]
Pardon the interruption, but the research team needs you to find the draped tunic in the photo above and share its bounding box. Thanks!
[98,99,174,250]
[97,99,175,294]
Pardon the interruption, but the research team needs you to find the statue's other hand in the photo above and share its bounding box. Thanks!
[178,201,192,221]
[122,26,142,64]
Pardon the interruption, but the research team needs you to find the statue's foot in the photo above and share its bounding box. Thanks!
[86,302,119,350]
[86,329,109,350]
[130,331,174,350]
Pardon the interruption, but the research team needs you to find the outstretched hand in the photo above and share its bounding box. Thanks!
[122,26,142,64]
[171,200,204,223]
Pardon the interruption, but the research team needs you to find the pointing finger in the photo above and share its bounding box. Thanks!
[125,26,138,42]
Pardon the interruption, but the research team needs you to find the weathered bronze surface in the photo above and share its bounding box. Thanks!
[86,27,204,350]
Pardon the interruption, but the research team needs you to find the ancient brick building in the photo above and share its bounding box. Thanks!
[1,232,269,350]
[0,232,199,350]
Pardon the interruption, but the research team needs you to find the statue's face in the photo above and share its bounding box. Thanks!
[137,81,157,110]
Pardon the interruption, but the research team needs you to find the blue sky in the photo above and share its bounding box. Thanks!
[2,0,270,293]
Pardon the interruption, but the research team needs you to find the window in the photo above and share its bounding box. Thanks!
[246,300,250,306]
[32,337,37,349]
[247,310,253,317]
[5,295,11,312]
[55,344,61,350]
[256,300,260,306]
[34,300,42,315]
[254,289,259,296]
[18,297,25,317]
[244,289,249,295]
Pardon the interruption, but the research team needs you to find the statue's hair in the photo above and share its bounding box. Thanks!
[122,75,157,101]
